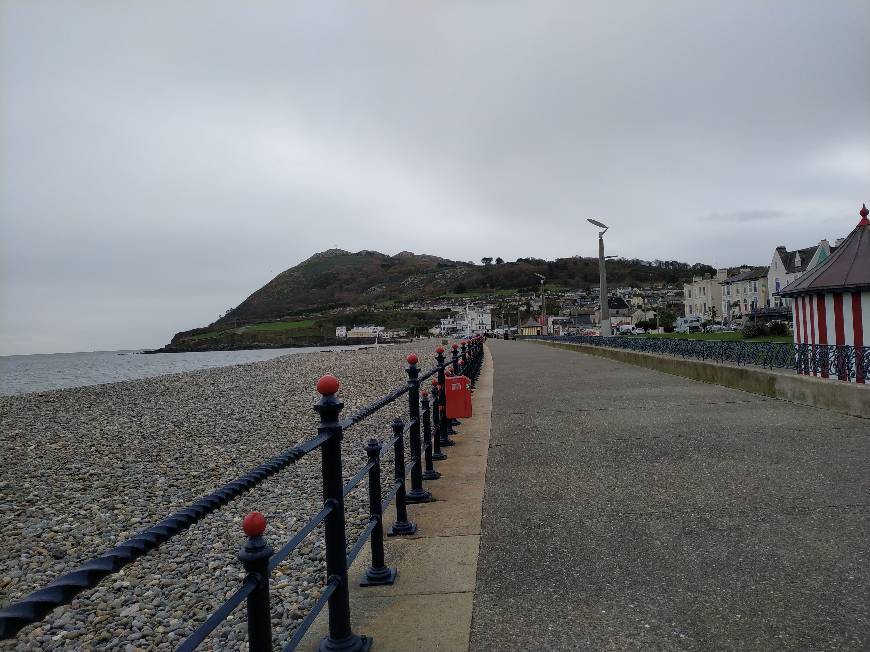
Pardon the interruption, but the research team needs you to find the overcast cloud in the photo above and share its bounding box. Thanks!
[1,1,868,355]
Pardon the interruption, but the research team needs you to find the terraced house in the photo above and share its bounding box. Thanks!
[720,267,769,321]
[768,239,836,308]
[683,269,728,320]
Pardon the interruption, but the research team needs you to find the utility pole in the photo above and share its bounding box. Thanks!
[535,273,546,335]
[588,219,611,336]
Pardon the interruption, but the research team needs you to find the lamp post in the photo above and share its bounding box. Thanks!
[534,273,546,335]
[588,219,611,336]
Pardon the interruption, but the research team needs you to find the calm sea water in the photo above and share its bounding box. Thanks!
[0,346,370,396]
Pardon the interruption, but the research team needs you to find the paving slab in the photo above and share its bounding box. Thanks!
[470,339,869,651]
[301,348,494,651]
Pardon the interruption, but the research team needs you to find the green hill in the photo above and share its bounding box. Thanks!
[214,249,469,325]
[159,249,713,351]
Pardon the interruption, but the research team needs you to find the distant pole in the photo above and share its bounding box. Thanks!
[588,219,611,337]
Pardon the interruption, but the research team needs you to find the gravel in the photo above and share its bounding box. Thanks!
[0,344,436,650]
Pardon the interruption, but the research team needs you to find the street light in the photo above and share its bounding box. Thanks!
[587,219,612,336]
[534,273,546,335]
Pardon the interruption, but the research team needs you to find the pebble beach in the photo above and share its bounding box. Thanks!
[0,345,433,650]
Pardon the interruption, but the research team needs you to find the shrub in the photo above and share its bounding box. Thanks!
[742,322,769,339]
[767,320,791,336]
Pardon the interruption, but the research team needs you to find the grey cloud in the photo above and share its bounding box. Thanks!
[701,210,788,223]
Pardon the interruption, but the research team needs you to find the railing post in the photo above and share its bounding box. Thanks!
[238,512,273,652]
[313,375,369,652]
[435,347,455,446]
[460,341,468,374]
[388,418,417,536]
[421,390,441,479]
[430,379,447,459]
[451,343,460,375]
[405,354,432,503]
[361,438,396,586]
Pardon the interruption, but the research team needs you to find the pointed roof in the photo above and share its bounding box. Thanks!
[779,204,870,296]
[775,244,821,274]
[722,267,768,284]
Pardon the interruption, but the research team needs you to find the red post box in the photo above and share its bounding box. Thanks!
[445,375,472,419]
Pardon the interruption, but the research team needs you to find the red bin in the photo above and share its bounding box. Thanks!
[445,375,472,419]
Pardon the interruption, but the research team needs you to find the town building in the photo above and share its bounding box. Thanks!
[779,205,870,382]
[335,326,347,338]
[347,325,386,338]
[720,268,769,321]
[464,306,492,334]
[768,240,835,308]
[519,317,542,336]
[593,296,632,324]
[683,269,728,321]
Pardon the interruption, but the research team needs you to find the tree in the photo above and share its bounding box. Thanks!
[495,257,504,264]
[481,257,493,266]
[454,282,467,294]
[657,309,676,332]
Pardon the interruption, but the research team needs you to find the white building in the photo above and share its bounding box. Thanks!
[464,306,492,334]
[335,326,347,338]
[768,240,835,308]
[347,325,386,338]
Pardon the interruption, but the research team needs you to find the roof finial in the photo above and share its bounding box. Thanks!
[859,203,870,227]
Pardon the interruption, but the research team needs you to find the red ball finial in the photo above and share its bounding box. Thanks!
[432,379,439,386]
[421,390,429,398]
[435,346,444,354]
[859,203,870,226]
[316,374,340,395]
[407,353,418,365]
[452,343,459,350]
[242,512,267,537]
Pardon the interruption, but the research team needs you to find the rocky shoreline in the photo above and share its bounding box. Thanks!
[0,345,433,650]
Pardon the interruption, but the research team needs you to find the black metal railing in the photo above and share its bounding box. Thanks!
[0,336,487,651]
[523,335,868,382]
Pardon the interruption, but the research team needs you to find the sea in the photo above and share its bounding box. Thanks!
[0,346,373,396]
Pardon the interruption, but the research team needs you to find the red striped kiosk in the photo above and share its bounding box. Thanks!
[779,204,870,382]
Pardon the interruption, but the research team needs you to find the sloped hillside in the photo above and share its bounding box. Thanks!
[215,249,471,325]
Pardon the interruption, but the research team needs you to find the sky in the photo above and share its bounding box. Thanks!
[1,2,868,355]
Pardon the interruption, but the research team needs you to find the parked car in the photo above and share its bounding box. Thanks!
[675,316,703,333]
[617,324,634,335]
[705,324,726,333]
[631,326,647,334]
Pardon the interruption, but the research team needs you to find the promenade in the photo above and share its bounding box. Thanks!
[471,339,868,650]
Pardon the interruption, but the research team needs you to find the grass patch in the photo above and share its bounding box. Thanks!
[243,320,317,333]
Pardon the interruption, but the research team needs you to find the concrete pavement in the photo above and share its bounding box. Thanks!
[470,339,868,650]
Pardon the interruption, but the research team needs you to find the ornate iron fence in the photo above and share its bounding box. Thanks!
[523,335,868,382]
[0,336,486,651]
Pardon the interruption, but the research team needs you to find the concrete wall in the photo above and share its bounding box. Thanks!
[529,340,870,419]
